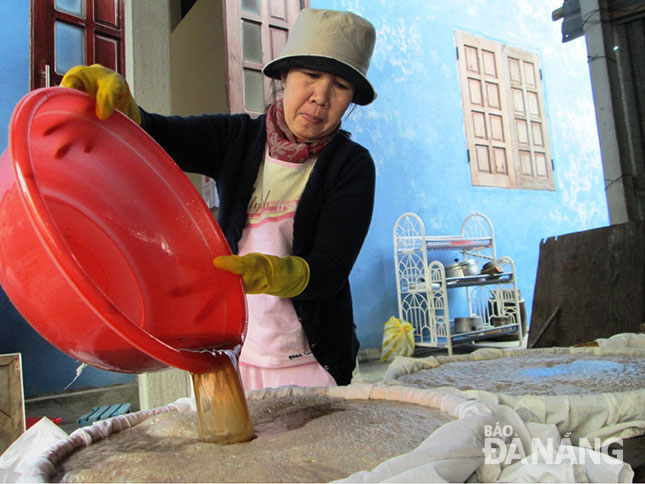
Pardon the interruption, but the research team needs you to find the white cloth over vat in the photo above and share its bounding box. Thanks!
[384,346,645,443]
[0,418,67,483]
[595,332,645,349]
[0,384,633,483]
[0,398,193,483]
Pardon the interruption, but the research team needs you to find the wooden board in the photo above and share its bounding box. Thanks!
[0,353,25,454]
[529,222,645,348]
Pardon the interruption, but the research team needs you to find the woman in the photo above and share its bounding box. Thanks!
[61,8,377,390]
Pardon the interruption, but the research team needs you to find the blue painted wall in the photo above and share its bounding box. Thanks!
[311,0,609,349]
[0,2,29,148]
[0,2,135,397]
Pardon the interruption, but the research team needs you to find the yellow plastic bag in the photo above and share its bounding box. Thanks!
[381,316,415,362]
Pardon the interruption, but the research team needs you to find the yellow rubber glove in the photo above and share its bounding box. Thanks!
[60,64,141,125]
[213,253,310,298]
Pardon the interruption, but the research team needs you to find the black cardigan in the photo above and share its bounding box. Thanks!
[140,110,375,385]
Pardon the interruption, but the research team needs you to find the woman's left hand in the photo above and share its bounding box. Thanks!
[214,253,310,298]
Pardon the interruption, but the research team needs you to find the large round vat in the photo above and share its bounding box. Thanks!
[43,385,458,482]
[384,346,645,441]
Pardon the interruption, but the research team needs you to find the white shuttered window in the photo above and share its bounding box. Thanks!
[456,31,555,190]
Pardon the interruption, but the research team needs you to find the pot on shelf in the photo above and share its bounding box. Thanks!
[490,316,511,327]
[445,259,479,278]
[453,316,483,333]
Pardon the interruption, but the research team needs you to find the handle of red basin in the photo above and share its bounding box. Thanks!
[10,88,217,374]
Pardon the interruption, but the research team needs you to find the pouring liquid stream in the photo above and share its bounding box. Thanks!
[190,346,254,444]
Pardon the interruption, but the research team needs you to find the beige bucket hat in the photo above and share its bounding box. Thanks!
[263,8,377,105]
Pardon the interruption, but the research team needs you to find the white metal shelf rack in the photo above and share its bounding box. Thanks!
[393,212,524,355]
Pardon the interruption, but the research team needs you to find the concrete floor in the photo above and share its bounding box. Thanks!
[25,382,141,434]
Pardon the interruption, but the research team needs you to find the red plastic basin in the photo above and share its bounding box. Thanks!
[0,88,246,374]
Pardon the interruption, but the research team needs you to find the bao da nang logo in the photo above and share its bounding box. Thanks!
[482,423,623,466]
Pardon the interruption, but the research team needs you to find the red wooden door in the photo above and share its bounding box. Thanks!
[31,0,125,89]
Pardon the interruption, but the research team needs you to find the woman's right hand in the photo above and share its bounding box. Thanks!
[60,64,141,124]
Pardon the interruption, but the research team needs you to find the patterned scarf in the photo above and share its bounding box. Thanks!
[265,99,339,163]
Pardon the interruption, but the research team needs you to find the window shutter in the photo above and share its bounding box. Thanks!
[503,45,555,190]
[456,31,554,191]
[456,31,515,189]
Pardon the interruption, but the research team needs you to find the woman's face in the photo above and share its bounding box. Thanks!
[281,68,355,141]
